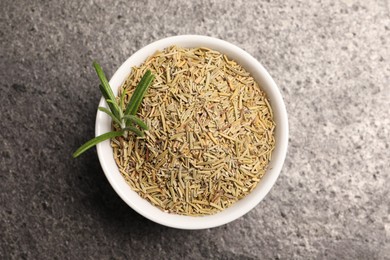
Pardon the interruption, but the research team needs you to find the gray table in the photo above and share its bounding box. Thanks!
[1,0,389,259]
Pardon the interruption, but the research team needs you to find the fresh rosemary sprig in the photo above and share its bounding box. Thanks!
[72,62,154,158]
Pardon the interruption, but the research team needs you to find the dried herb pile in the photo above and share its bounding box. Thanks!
[112,46,275,216]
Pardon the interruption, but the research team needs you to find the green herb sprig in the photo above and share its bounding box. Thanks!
[72,62,154,158]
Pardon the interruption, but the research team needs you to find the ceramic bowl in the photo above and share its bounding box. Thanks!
[96,35,288,229]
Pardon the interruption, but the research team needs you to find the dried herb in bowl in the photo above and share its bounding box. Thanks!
[112,46,276,216]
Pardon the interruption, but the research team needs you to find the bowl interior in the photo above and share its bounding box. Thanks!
[96,35,288,229]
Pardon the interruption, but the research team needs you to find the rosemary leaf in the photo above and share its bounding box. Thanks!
[120,87,126,110]
[94,62,115,100]
[99,84,119,118]
[129,74,155,115]
[123,126,144,137]
[124,70,153,116]
[106,99,118,108]
[72,131,123,158]
[94,62,121,118]
[98,107,122,126]
[98,84,111,101]
[123,115,148,130]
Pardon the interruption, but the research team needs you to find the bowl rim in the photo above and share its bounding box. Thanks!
[96,35,288,229]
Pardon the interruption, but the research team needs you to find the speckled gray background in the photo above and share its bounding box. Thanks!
[1,0,389,259]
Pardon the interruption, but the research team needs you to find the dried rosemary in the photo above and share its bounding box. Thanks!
[113,46,276,216]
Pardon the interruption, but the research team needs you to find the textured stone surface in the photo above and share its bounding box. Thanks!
[1,0,389,259]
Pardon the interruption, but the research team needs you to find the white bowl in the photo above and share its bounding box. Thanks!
[96,35,288,229]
